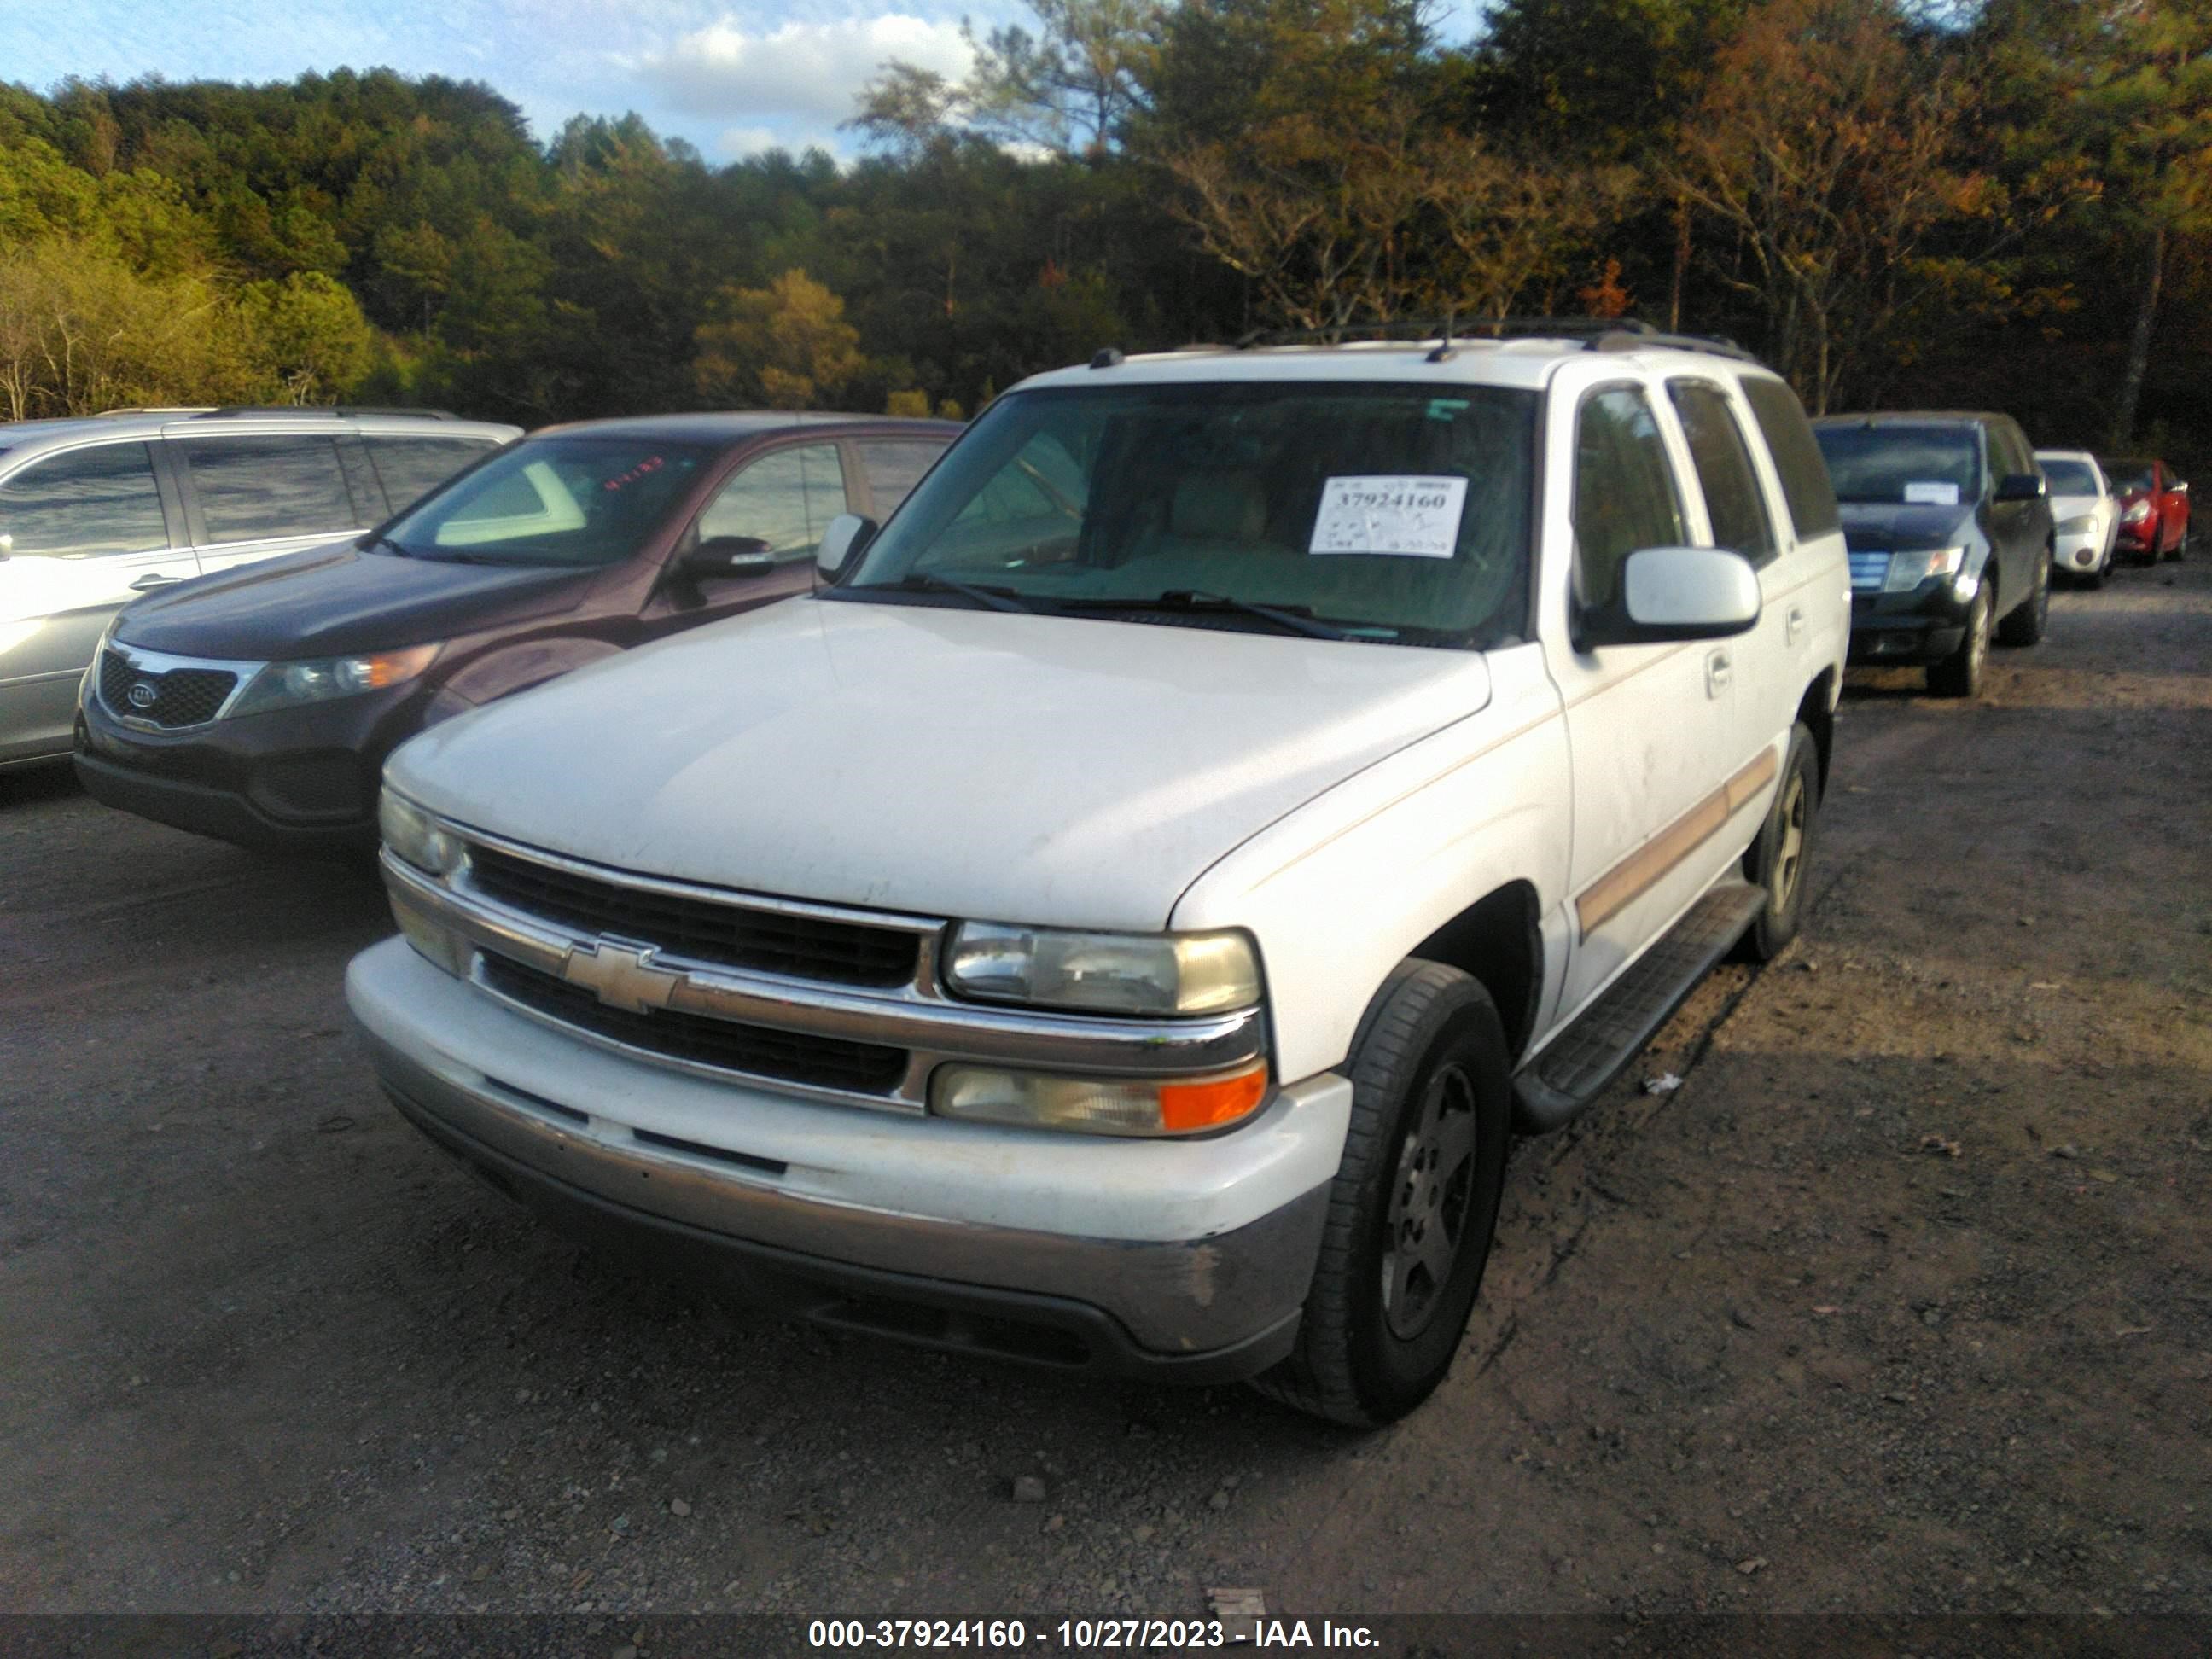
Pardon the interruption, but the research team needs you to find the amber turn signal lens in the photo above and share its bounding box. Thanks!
[1158,1062,1270,1133]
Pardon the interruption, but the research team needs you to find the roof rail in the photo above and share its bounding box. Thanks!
[1229,316,1758,363]
[96,406,218,416]
[187,405,461,421]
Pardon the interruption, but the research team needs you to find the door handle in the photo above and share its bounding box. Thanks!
[1786,603,1805,644]
[1705,649,1732,697]
[129,573,183,591]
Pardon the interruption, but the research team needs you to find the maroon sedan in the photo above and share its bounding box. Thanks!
[75,412,959,852]
[2104,455,2191,563]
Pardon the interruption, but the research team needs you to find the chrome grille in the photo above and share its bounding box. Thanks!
[466,844,922,988]
[478,951,907,1095]
[1848,550,1890,591]
[99,649,239,728]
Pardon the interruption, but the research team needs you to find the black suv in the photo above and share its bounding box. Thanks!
[1812,412,2054,698]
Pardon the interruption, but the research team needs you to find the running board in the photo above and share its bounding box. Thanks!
[1512,879,1767,1132]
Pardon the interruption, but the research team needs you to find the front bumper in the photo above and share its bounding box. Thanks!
[1848,583,1971,666]
[2054,530,2109,573]
[74,670,426,852]
[346,937,1347,1377]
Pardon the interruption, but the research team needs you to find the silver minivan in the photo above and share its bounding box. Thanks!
[0,406,520,767]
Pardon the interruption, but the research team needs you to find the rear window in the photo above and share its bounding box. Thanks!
[857,439,948,518]
[1740,379,1841,537]
[366,435,500,514]
[1668,379,1778,567]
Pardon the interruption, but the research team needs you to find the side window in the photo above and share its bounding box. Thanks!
[696,444,848,562]
[1573,386,1685,610]
[0,444,168,556]
[1668,380,1778,567]
[1740,377,1842,538]
[855,440,946,518]
[179,436,358,542]
[365,436,499,514]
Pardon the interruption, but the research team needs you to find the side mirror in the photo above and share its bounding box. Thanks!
[1995,472,2046,503]
[2172,480,2190,496]
[674,535,773,581]
[816,513,877,582]
[1579,546,1761,649]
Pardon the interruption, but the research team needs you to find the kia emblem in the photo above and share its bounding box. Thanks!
[127,681,158,709]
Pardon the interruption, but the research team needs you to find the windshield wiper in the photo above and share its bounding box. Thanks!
[1060,591,1368,642]
[866,573,1046,614]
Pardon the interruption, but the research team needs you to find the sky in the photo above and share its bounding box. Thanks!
[0,0,1488,164]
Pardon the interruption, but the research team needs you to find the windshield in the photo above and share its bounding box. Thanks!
[835,382,1537,646]
[375,437,712,567]
[1813,424,1982,506]
[2104,457,2156,492]
[2039,457,2099,495]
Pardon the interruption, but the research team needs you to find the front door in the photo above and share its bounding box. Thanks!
[1545,384,1743,1022]
[0,441,195,763]
[637,441,850,640]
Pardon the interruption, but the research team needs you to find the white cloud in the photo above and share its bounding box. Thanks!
[632,14,974,128]
[715,123,844,160]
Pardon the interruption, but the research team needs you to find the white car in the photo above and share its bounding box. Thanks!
[346,325,1850,1425]
[2036,448,2119,586]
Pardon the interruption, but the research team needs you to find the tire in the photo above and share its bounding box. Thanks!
[1996,547,2051,646]
[2174,522,2190,561]
[1737,723,1820,962]
[1927,585,1989,698]
[1250,962,1511,1428]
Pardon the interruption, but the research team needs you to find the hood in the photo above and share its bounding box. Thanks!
[115,542,599,659]
[1836,499,1977,550]
[2048,492,2103,520]
[391,597,1494,932]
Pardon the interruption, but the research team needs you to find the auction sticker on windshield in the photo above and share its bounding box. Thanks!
[1309,476,1468,558]
[1904,481,1961,506]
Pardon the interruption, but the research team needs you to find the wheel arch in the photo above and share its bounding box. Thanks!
[1402,880,1543,1065]
[1796,668,1837,796]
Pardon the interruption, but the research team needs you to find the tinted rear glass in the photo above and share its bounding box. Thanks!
[0,442,168,556]
[1740,379,1840,536]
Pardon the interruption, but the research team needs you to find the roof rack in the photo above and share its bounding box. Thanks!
[1231,316,1758,363]
[185,405,461,421]
[96,406,218,416]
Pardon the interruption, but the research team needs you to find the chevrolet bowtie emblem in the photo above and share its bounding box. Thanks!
[562,939,681,1014]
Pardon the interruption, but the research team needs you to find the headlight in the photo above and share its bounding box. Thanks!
[931,1059,1270,1137]
[2056,514,2095,536]
[942,923,1261,1016]
[1883,546,1965,592]
[378,787,462,878]
[229,643,439,719]
[2123,499,2153,524]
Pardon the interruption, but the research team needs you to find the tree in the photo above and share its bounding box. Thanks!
[1667,0,2029,411]
[694,270,870,409]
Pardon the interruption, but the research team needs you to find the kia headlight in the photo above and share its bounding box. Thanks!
[942,923,1261,1016]
[2122,499,2153,524]
[378,786,462,879]
[229,643,439,719]
[2056,515,2096,536]
[1884,546,1966,592]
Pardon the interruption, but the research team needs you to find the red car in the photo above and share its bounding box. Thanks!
[2104,456,2191,562]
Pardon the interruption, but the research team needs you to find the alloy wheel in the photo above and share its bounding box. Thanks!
[1380,1063,1479,1341]
[1773,769,1808,913]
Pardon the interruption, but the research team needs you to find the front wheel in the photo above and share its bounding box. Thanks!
[1928,585,1990,698]
[1737,723,1820,962]
[1996,548,2050,646]
[1251,962,1511,1428]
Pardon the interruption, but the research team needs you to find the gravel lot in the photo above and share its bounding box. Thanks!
[3,557,2208,1633]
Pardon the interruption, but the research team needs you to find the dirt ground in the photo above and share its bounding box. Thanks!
[3,555,2208,1637]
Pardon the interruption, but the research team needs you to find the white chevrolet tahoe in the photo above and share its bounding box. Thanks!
[347,326,1850,1425]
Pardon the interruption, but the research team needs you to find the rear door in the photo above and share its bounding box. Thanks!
[0,440,195,761]
[169,428,372,577]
